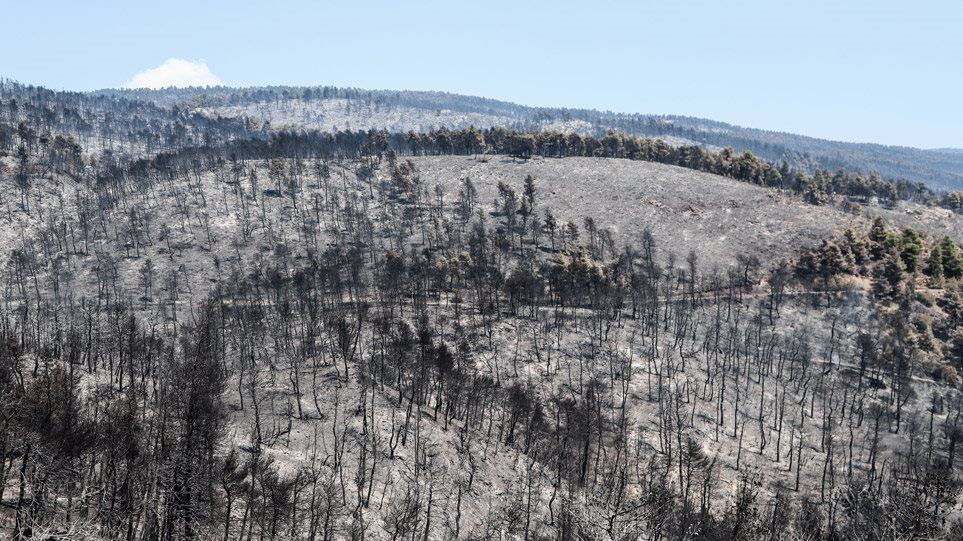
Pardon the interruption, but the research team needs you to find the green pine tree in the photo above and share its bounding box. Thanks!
[941,237,963,279]
[873,249,905,298]
[900,228,923,273]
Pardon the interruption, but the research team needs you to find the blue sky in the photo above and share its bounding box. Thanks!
[5,0,962,149]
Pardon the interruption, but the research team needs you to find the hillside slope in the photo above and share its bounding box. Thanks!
[3,143,963,538]
[100,85,963,190]
[4,86,963,539]
[413,155,963,265]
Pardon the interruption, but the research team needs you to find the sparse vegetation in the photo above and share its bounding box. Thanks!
[100,83,963,190]
[2,83,963,540]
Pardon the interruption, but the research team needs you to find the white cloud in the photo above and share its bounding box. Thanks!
[124,58,223,89]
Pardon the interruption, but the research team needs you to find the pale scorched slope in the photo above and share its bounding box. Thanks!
[414,155,855,268]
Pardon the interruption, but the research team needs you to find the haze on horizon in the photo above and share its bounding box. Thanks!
[6,0,961,149]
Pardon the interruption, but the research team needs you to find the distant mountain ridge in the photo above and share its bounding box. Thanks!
[97,84,963,190]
